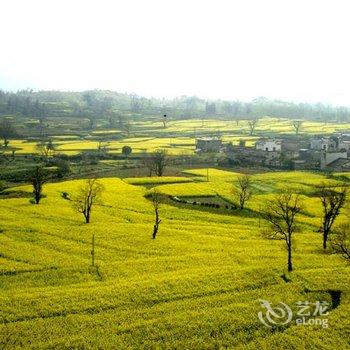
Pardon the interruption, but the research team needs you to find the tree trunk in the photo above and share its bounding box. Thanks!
[152,210,160,239]
[323,232,328,249]
[35,191,40,204]
[152,224,158,239]
[240,199,244,210]
[287,244,293,272]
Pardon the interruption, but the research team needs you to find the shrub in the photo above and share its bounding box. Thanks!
[56,159,70,178]
[0,181,6,194]
[0,168,33,182]
[122,145,132,157]
[61,191,70,200]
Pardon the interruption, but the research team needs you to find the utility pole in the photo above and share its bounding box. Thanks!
[91,234,95,267]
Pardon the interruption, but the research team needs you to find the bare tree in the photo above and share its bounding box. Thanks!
[97,139,108,154]
[0,119,16,147]
[316,183,347,249]
[117,114,124,128]
[106,110,118,128]
[36,139,55,158]
[292,120,303,135]
[123,121,131,136]
[38,115,47,138]
[141,153,155,176]
[140,151,168,176]
[31,166,47,204]
[87,114,94,130]
[233,174,252,209]
[248,118,258,135]
[73,178,104,223]
[332,224,350,260]
[262,190,303,272]
[153,150,168,176]
[150,190,161,239]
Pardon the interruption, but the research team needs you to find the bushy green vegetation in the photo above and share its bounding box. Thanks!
[1,90,350,123]
[0,170,349,349]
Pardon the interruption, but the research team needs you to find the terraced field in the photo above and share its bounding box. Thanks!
[134,117,350,136]
[5,117,350,156]
[0,170,349,349]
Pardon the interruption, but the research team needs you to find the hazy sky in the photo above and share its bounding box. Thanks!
[1,0,350,105]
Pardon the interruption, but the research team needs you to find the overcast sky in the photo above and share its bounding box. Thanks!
[1,0,350,105]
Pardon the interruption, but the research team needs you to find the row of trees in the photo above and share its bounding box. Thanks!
[1,89,350,122]
[233,175,349,271]
[246,117,303,136]
[29,168,103,223]
[28,169,162,241]
[21,167,350,271]
[25,170,163,271]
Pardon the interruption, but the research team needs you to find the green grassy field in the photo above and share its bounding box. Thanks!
[0,170,349,349]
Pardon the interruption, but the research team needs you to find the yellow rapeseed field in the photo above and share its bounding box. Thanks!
[0,170,349,348]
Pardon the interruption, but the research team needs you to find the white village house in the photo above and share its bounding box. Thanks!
[255,139,282,152]
[310,137,338,151]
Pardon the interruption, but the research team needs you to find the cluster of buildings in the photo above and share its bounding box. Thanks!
[195,134,350,171]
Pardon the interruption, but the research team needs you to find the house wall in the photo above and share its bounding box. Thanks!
[310,138,338,151]
[256,140,281,152]
[339,141,350,153]
[310,139,328,150]
[282,139,310,152]
[320,151,348,169]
